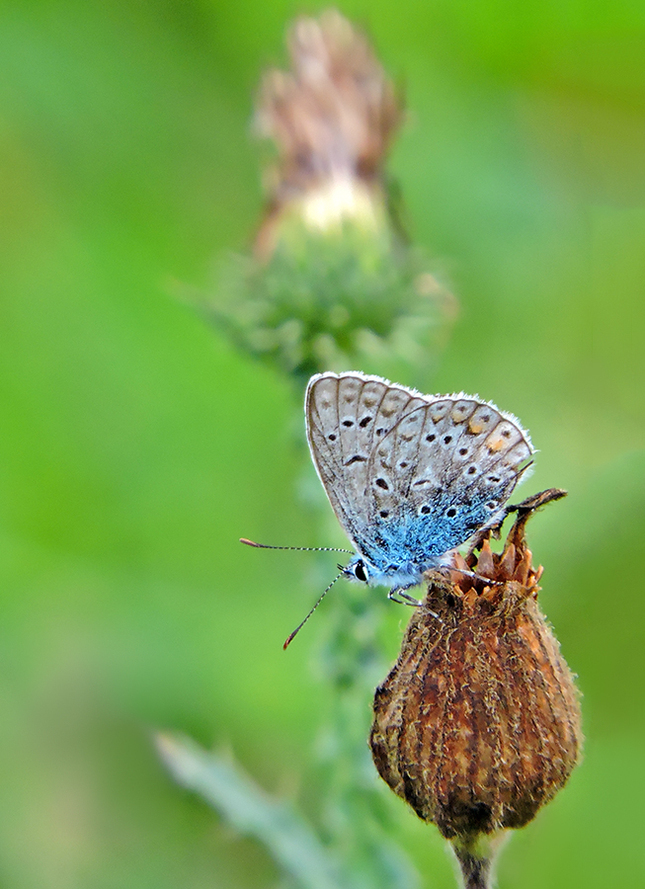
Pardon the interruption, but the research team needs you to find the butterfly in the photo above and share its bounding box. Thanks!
[306,371,533,599]
[242,371,534,646]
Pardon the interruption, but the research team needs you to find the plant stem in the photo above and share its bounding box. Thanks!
[451,832,507,889]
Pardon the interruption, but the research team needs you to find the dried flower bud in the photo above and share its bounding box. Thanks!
[256,8,402,250]
[370,489,582,886]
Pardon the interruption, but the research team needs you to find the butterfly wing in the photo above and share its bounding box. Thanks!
[305,372,428,556]
[306,372,534,574]
[368,396,534,564]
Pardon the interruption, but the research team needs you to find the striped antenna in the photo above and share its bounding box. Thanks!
[240,538,353,554]
[283,570,344,650]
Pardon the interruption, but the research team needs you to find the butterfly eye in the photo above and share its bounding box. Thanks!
[353,560,368,582]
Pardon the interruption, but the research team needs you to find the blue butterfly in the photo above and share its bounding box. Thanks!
[306,371,533,603]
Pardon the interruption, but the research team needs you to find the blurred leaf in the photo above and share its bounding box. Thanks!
[156,732,355,889]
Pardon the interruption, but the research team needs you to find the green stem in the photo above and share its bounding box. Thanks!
[451,832,508,889]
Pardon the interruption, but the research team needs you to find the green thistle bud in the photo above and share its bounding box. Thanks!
[209,10,456,384]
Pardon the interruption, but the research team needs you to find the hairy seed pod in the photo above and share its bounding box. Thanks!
[370,489,582,884]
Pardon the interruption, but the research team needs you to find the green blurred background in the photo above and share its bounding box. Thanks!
[1,1,644,887]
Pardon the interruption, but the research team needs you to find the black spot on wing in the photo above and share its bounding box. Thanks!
[345,454,367,466]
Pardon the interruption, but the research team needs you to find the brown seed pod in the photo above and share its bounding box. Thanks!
[370,489,582,848]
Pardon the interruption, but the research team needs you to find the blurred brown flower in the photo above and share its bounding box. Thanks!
[255,9,403,257]
[370,489,582,887]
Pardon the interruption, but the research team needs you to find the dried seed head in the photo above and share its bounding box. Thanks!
[257,9,402,197]
[370,489,582,847]
[254,10,403,258]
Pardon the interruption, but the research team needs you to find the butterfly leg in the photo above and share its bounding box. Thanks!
[388,587,442,621]
[387,587,422,607]
[448,567,503,587]
[387,588,441,623]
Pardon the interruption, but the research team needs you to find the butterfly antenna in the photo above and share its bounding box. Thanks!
[240,538,353,554]
[283,570,344,650]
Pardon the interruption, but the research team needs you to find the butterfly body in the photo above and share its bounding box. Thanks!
[306,371,534,595]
